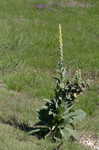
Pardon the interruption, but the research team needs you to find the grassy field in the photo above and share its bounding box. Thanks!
[0,0,99,149]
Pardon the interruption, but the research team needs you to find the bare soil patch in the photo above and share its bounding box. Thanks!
[65,1,94,8]
[78,133,99,150]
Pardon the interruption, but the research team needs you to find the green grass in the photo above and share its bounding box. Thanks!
[76,84,99,115]
[0,0,99,149]
[2,68,54,97]
[0,0,99,72]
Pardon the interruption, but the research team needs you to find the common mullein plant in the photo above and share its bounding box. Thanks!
[33,24,88,141]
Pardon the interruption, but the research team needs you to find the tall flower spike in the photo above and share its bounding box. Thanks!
[59,24,63,63]
[59,24,66,81]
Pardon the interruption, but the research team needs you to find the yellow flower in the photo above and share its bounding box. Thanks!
[74,93,77,98]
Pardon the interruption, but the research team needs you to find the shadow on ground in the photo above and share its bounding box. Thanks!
[0,109,50,139]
